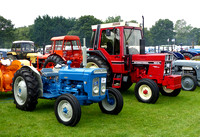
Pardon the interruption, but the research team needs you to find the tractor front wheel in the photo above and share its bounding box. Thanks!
[181,75,197,91]
[99,87,123,115]
[13,67,39,111]
[183,53,193,60]
[160,86,181,96]
[54,94,81,126]
[134,79,159,103]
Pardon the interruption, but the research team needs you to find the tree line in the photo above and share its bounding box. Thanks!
[0,15,200,48]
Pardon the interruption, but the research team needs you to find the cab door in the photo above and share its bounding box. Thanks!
[99,28,124,73]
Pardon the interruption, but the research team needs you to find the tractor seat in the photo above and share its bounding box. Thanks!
[41,68,58,77]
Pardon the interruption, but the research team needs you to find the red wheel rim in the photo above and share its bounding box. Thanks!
[184,56,190,60]
[45,62,55,68]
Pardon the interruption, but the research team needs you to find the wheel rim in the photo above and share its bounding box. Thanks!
[46,62,55,68]
[162,86,173,93]
[57,100,73,122]
[184,56,190,60]
[102,93,116,111]
[14,76,27,105]
[182,76,194,90]
[86,62,99,68]
[138,84,152,100]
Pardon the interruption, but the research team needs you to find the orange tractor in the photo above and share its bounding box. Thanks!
[0,58,32,92]
[37,35,83,71]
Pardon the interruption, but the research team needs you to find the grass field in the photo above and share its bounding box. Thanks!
[1,85,200,137]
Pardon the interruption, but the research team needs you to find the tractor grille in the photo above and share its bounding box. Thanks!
[164,61,172,75]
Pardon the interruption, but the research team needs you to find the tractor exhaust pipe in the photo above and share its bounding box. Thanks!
[82,38,87,68]
[140,16,145,54]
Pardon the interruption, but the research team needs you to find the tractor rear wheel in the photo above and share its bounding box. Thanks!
[86,55,112,87]
[191,55,200,61]
[43,55,64,68]
[183,53,193,60]
[181,75,197,91]
[119,76,133,91]
[134,78,159,103]
[13,67,39,111]
[54,94,81,126]
[99,87,123,115]
[160,86,181,96]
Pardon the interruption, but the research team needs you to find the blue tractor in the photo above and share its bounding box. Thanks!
[12,61,123,126]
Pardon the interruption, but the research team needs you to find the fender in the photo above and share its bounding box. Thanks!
[47,54,65,61]
[7,52,17,56]
[21,66,43,97]
[87,50,107,61]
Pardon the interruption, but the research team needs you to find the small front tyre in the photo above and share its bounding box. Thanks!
[54,94,81,126]
[181,75,197,91]
[134,79,159,103]
[99,87,123,115]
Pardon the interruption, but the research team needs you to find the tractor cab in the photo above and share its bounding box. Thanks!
[89,22,143,73]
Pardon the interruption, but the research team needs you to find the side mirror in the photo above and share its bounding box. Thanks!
[106,29,111,36]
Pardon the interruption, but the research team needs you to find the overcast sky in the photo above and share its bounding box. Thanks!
[1,0,199,29]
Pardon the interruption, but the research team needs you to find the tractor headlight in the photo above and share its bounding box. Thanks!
[93,86,99,94]
[101,85,106,93]
[92,77,99,96]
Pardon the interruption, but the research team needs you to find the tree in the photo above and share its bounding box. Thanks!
[68,15,102,46]
[0,15,15,48]
[188,28,200,46]
[14,25,32,41]
[150,19,174,46]
[144,28,153,46]
[105,16,123,23]
[174,19,193,45]
[30,15,76,47]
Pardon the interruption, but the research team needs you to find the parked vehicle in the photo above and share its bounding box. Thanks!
[7,41,42,67]
[12,61,123,126]
[172,60,200,91]
[37,35,82,71]
[0,58,31,92]
[85,21,182,104]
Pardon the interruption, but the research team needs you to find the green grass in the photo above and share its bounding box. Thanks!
[1,86,200,137]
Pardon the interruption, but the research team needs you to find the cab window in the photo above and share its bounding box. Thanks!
[100,29,120,55]
[55,40,63,50]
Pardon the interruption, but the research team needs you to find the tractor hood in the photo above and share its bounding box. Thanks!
[173,60,200,67]
[132,53,167,62]
[58,67,107,81]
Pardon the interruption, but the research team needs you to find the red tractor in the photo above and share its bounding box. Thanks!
[37,35,82,71]
[86,21,182,103]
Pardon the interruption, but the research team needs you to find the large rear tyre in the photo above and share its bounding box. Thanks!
[119,76,133,91]
[54,94,81,126]
[134,79,159,103]
[86,55,112,86]
[99,87,123,115]
[181,75,197,91]
[12,67,39,111]
[160,86,181,96]
[43,55,64,68]
[183,53,193,60]
[191,55,200,61]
